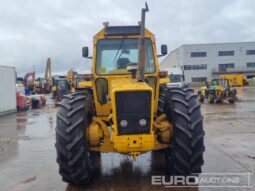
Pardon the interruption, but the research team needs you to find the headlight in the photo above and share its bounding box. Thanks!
[139,118,147,126]
[120,120,128,128]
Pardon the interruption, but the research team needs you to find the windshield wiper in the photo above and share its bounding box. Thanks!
[112,38,125,66]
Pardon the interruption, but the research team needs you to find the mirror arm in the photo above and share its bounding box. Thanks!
[157,54,165,57]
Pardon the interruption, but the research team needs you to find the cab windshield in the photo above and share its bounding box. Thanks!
[168,74,182,83]
[96,38,155,75]
[212,79,228,88]
[57,80,67,91]
[76,77,86,83]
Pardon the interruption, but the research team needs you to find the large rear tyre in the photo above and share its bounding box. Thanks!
[159,87,205,175]
[55,91,95,185]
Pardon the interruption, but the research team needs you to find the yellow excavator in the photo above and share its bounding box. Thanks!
[66,69,77,93]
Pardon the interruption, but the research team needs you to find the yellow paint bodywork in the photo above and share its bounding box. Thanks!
[87,80,171,153]
[77,81,92,89]
[110,79,155,153]
[220,74,243,87]
[159,77,170,84]
[200,87,207,96]
[52,85,56,92]
[86,27,170,155]
[87,121,103,146]
[153,114,172,144]
[70,87,75,93]
[88,114,171,153]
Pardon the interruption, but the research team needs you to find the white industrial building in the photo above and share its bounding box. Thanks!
[0,66,17,115]
[161,42,255,83]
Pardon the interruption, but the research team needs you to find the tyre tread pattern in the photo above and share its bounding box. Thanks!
[159,87,205,175]
[55,91,94,185]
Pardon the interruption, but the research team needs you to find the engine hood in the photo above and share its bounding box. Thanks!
[109,78,153,96]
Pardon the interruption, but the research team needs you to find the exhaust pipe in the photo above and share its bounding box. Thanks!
[137,3,149,82]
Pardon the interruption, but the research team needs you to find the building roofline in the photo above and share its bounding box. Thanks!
[161,41,255,65]
[179,41,255,48]
[0,65,16,69]
[160,48,179,65]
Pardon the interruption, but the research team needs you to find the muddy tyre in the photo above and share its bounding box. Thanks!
[158,87,205,175]
[216,99,223,103]
[208,93,215,104]
[228,91,236,104]
[197,91,204,103]
[228,98,235,104]
[55,91,95,185]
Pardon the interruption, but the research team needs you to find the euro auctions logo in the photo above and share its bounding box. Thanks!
[152,175,198,186]
[151,173,253,188]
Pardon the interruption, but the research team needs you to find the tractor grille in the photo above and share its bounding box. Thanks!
[115,91,151,135]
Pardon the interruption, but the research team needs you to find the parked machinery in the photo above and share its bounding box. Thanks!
[52,76,69,103]
[45,58,52,87]
[74,74,92,90]
[22,59,51,94]
[17,75,47,109]
[16,84,30,111]
[197,78,237,104]
[66,69,77,93]
[39,57,52,94]
[55,3,205,185]
[24,71,35,90]
[220,74,243,87]
[34,78,51,94]
[16,92,30,111]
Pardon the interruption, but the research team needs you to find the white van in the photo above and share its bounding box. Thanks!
[164,67,188,88]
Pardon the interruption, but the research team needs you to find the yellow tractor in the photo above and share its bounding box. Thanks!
[197,78,237,104]
[55,3,205,185]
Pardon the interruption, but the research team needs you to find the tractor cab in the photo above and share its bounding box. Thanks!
[94,38,156,75]
[211,78,230,90]
[56,79,68,95]
[54,79,68,104]
[82,25,168,117]
[52,76,69,101]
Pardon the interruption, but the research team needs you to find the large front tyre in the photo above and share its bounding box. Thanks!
[228,90,237,104]
[55,92,95,185]
[160,87,205,176]
[197,91,204,103]
[208,93,215,104]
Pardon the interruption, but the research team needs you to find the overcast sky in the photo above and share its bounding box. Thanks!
[1,0,255,76]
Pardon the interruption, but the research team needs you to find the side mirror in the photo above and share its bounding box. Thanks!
[82,47,89,57]
[161,44,168,55]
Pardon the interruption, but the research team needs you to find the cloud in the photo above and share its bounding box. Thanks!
[0,0,255,76]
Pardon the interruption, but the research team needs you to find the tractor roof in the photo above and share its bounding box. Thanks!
[105,26,140,36]
[93,25,155,42]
